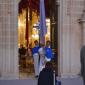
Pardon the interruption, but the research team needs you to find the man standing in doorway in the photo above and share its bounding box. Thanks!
[80,45,85,85]
[32,40,40,78]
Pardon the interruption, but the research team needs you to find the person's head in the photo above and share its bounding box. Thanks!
[34,40,39,46]
[46,40,51,47]
[45,62,53,69]
[20,44,23,48]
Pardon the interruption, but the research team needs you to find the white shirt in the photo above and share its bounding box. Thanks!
[38,47,45,55]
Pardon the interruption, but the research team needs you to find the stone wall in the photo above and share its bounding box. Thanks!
[59,0,84,77]
[0,0,19,79]
[0,0,84,79]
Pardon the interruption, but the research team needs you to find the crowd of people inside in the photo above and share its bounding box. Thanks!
[18,40,53,78]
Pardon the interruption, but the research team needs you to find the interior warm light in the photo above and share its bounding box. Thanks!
[32,34,39,39]
[18,9,51,47]
[46,19,50,23]
[48,32,50,35]
[18,19,25,27]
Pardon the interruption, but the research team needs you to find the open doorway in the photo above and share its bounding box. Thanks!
[18,0,58,79]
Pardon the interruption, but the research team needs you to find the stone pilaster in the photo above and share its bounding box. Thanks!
[79,10,85,45]
[0,0,19,79]
[59,0,83,77]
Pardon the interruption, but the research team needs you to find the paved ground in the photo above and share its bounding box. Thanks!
[60,77,83,85]
[0,78,38,85]
[0,77,84,85]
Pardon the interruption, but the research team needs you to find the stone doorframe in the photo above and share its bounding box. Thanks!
[17,0,61,77]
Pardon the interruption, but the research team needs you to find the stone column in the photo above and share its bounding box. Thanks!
[79,11,85,45]
[79,0,85,45]
[58,0,72,77]
[59,0,83,77]
[0,0,19,79]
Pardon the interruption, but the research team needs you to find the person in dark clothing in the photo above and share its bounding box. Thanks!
[80,45,85,85]
[18,44,26,68]
[38,62,54,85]
[19,44,26,56]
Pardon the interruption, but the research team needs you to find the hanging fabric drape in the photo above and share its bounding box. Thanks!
[25,7,29,48]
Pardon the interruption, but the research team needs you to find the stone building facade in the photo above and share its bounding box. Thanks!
[59,0,84,77]
[0,0,85,79]
[0,0,19,79]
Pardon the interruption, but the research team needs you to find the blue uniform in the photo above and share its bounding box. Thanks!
[32,46,40,55]
[32,45,40,76]
[45,47,53,59]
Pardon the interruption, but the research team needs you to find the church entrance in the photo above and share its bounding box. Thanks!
[18,0,59,79]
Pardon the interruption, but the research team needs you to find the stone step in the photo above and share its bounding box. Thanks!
[0,79,37,85]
